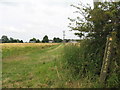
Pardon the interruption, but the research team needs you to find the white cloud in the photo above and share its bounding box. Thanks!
[0,0,93,42]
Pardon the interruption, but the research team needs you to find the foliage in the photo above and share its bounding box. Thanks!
[1,35,9,43]
[29,38,37,42]
[42,35,49,43]
[67,1,120,88]
[36,39,41,43]
[64,40,104,77]
[29,38,41,43]
[53,37,63,43]
[69,2,120,41]
[64,41,120,87]
[1,35,24,43]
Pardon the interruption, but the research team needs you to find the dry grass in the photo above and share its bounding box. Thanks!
[2,43,60,59]
[1,43,59,49]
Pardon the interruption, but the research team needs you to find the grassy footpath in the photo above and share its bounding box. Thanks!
[2,43,102,88]
[2,44,67,88]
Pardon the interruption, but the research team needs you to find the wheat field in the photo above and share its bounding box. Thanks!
[1,43,60,59]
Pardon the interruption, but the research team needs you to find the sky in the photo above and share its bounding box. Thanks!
[0,0,93,42]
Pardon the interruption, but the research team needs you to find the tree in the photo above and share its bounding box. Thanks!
[69,2,120,42]
[53,37,63,43]
[1,35,24,43]
[9,37,14,43]
[19,40,23,43]
[29,38,37,43]
[36,39,40,43]
[42,35,49,43]
[68,1,120,87]
[1,35,9,43]
[13,39,17,43]
[9,37,23,43]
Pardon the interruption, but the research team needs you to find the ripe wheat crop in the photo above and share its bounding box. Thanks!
[1,43,60,59]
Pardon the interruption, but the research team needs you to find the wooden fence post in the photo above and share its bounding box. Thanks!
[100,36,113,84]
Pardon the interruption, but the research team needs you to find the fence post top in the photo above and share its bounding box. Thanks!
[109,37,112,41]
[107,35,112,41]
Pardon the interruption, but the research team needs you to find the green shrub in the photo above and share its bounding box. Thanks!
[64,39,120,87]
[64,40,105,77]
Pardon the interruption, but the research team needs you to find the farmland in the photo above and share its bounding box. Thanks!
[2,43,100,88]
[2,42,120,88]
[1,43,98,88]
[2,43,67,88]
[2,43,97,88]
[1,43,59,59]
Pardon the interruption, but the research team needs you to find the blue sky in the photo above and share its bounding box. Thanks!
[0,0,93,41]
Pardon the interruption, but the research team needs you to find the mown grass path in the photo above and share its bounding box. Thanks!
[2,44,65,88]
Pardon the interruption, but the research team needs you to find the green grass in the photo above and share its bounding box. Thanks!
[2,44,66,88]
[2,43,101,88]
[3,43,91,88]
[3,42,118,88]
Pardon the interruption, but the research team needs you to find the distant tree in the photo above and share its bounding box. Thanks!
[1,35,9,43]
[36,39,40,43]
[29,38,37,43]
[12,39,17,43]
[53,37,56,42]
[57,38,62,42]
[16,39,20,43]
[9,37,14,43]
[9,37,23,43]
[42,35,49,43]
[65,39,70,43]
[53,37,62,43]
[19,40,23,43]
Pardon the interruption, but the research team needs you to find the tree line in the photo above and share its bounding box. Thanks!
[0,35,63,43]
[0,35,23,43]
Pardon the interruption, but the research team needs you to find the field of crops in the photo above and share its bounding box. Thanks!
[1,43,59,59]
[1,43,59,48]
